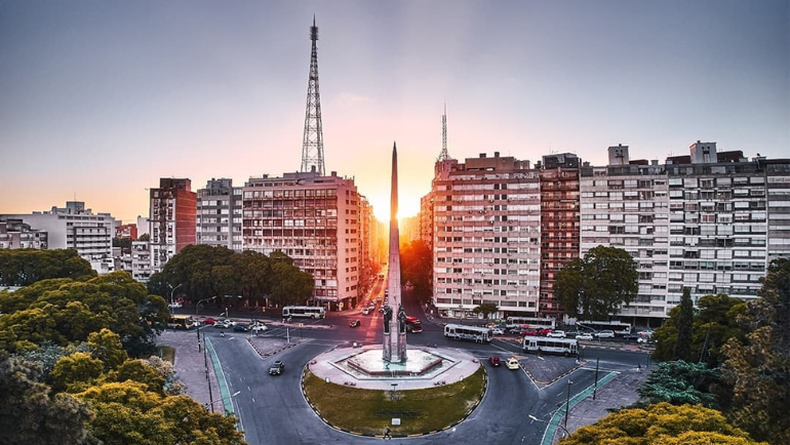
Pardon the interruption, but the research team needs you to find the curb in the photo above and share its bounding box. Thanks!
[246,338,301,358]
[300,364,489,439]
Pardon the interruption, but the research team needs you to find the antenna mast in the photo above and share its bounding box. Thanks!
[300,16,326,176]
[437,103,451,162]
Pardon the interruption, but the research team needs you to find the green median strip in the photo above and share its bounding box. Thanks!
[205,337,235,414]
[541,371,618,445]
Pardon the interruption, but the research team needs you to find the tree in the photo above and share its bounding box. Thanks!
[51,352,104,392]
[269,262,314,307]
[637,360,719,408]
[138,233,150,242]
[87,329,128,371]
[674,287,694,362]
[0,356,94,445]
[554,246,638,319]
[472,303,499,320]
[0,249,96,287]
[720,259,790,445]
[559,402,766,445]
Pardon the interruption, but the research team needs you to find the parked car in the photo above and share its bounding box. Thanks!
[379,307,385,313]
[214,320,233,329]
[505,357,520,370]
[349,320,361,328]
[622,332,641,340]
[492,328,505,336]
[547,330,566,338]
[168,302,182,309]
[233,323,250,332]
[537,328,555,336]
[362,308,370,315]
[575,333,594,341]
[269,360,285,376]
[489,356,502,367]
[520,328,539,337]
[200,317,217,325]
[595,330,616,339]
[251,324,268,333]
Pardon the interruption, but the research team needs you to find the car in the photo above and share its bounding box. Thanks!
[595,330,616,339]
[520,328,539,337]
[547,330,566,338]
[269,360,285,376]
[537,328,555,337]
[233,323,250,332]
[379,307,385,313]
[200,317,217,325]
[349,319,361,328]
[376,296,382,303]
[505,357,520,370]
[214,320,233,329]
[168,302,182,309]
[575,333,594,341]
[251,324,268,333]
[489,356,502,367]
[362,308,370,315]
[492,328,504,336]
[622,332,641,340]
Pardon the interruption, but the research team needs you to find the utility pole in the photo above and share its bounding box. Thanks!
[203,332,214,413]
[593,358,600,400]
[564,379,573,431]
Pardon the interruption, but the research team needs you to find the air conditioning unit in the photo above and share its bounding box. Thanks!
[489,200,494,203]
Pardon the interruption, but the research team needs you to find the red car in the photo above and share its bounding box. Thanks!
[520,328,538,337]
[537,328,555,336]
[200,317,217,325]
[489,356,502,367]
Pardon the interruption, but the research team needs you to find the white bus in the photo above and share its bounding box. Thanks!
[282,306,326,319]
[576,320,632,336]
[505,316,556,330]
[444,324,493,343]
[522,336,578,356]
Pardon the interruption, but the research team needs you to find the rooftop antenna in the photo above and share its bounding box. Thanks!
[300,15,326,176]
[436,103,452,162]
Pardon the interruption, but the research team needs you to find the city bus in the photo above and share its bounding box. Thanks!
[405,316,422,333]
[167,315,197,330]
[576,320,632,336]
[444,324,493,343]
[522,336,578,356]
[505,316,556,330]
[282,306,326,319]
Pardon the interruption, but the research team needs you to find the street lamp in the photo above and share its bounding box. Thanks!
[564,379,573,432]
[196,296,217,315]
[528,414,570,439]
[205,390,241,412]
[170,283,184,306]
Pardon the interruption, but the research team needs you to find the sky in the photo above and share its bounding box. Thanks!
[1,1,788,222]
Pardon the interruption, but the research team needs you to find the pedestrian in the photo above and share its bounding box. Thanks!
[637,363,642,373]
[383,427,392,439]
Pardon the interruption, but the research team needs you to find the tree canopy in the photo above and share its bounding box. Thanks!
[637,360,719,408]
[473,303,499,319]
[554,245,638,319]
[559,402,767,445]
[0,249,96,287]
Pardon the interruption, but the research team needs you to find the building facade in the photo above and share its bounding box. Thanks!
[196,178,243,251]
[149,178,197,272]
[430,152,542,319]
[242,171,362,311]
[0,218,48,250]
[1,201,115,273]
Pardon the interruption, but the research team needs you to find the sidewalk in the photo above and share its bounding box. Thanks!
[157,330,222,411]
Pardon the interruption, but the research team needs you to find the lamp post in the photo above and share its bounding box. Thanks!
[564,379,573,432]
[196,296,217,315]
[205,390,241,413]
[170,283,184,306]
[528,414,570,439]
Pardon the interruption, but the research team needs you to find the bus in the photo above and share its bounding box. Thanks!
[505,316,556,330]
[522,336,578,356]
[576,320,632,336]
[405,316,422,333]
[282,306,326,319]
[168,315,197,330]
[444,324,493,343]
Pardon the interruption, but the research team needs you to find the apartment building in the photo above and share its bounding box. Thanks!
[430,152,542,319]
[419,192,434,247]
[1,201,115,273]
[580,146,670,319]
[539,153,581,317]
[0,217,48,250]
[196,178,243,251]
[765,159,790,261]
[242,171,363,311]
[149,178,197,272]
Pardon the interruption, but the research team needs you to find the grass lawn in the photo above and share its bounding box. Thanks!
[159,345,176,363]
[303,367,485,437]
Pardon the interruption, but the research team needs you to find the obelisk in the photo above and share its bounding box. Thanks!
[383,142,407,363]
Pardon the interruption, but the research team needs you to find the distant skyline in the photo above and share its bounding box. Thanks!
[1,1,788,222]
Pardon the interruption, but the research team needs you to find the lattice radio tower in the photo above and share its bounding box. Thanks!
[300,16,326,176]
[437,103,452,162]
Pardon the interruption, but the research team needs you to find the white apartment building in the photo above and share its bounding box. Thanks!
[196,178,243,251]
[1,201,116,274]
[765,159,790,261]
[0,218,48,250]
[430,152,542,319]
[242,171,363,311]
[580,145,671,319]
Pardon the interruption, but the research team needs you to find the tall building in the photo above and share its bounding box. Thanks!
[430,152,542,319]
[766,159,790,261]
[0,217,48,250]
[1,201,115,273]
[196,178,243,251]
[242,171,363,311]
[149,178,196,272]
[539,153,581,318]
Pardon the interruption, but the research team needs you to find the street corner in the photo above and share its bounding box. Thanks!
[247,336,291,357]
[521,355,581,386]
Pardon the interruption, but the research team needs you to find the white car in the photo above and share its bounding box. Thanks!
[251,324,268,333]
[575,333,594,341]
[505,357,520,370]
[168,302,182,309]
[492,328,504,336]
[362,308,370,315]
[547,330,566,338]
[595,330,616,339]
